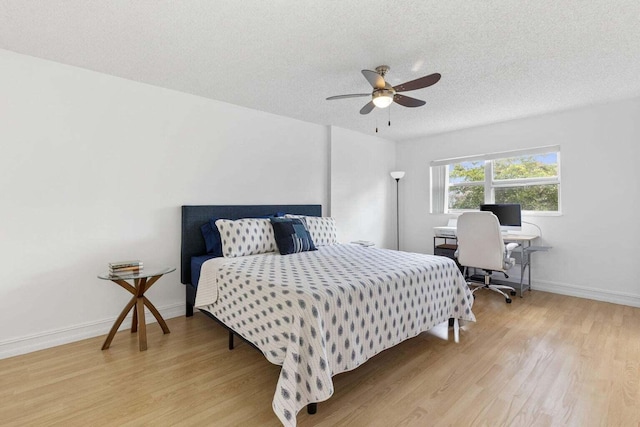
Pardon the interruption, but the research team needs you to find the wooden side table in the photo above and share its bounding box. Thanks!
[98,267,175,351]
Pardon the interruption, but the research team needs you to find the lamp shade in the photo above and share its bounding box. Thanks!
[390,171,405,180]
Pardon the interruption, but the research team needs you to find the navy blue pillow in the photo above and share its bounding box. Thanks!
[200,218,223,257]
[270,217,317,255]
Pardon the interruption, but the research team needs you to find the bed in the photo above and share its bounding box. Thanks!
[180,205,475,426]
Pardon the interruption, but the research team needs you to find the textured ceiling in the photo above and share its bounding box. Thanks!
[2,1,640,141]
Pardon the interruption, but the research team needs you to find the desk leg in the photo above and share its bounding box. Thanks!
[518,243,531,298]
[102,296,137,350]
[527,246,532,295]
[519,260,525,298]
[528,252,532,293]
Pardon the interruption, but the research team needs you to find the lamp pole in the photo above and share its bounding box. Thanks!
[395,178,400,250]
[390,171,405,250]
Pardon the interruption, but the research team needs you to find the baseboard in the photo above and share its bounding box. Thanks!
[0,302,185,360]
[479,266,640,308]
[530,279,640,308]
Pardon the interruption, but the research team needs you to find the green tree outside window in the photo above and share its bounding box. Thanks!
[448,154,559,211]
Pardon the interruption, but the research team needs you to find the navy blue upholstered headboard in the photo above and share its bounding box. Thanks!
[180,205,322,285]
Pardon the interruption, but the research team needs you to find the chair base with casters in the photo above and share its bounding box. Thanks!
[464,267,517,303]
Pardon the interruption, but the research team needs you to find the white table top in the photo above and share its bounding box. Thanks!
[501,234,539,242]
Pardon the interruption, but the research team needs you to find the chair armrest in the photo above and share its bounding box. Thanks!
[505,242,520,251]
[504,242,520,258]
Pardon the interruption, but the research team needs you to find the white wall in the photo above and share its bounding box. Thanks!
[5,46,637,359]
[330,127,397,249]
[0,49,333,357]
[397,97,640,307]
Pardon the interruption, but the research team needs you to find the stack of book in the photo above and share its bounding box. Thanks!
[109,260,143,275]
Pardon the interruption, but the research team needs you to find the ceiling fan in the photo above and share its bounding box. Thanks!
[326,65,441,115]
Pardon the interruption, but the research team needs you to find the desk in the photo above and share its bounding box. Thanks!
[503,235,550,297]
[98,267,175,351]
[433,234,550,297]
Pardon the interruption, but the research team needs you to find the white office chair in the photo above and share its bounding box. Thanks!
[456,212,520,303]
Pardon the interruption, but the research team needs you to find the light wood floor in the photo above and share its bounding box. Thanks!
[2,291,639,426]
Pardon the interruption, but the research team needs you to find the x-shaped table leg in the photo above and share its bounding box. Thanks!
[101,274,170,351]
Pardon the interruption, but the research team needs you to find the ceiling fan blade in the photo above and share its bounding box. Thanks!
[362,70,386,89]
[393,94,426,108]
[393,73,441,93]
[326,93,370,100]
[360,101,376,115]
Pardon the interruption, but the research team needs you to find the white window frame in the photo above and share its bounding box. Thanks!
[430,145,561,215]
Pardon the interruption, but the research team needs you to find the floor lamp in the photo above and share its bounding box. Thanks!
[390,171,405,250]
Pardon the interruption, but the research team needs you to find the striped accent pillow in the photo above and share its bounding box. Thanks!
[270,217,317,255]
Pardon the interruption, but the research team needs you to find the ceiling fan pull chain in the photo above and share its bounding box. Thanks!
[388,106,391,127]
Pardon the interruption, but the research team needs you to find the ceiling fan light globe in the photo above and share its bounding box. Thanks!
[373,95,393,108]
[372,88,395,109]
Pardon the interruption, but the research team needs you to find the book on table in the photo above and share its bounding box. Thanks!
[109,260,142,268]
[108,260,143,273]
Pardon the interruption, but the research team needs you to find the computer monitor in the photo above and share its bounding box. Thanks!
[479,203,522,232]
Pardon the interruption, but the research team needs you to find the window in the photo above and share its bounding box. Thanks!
[431,146,560,214]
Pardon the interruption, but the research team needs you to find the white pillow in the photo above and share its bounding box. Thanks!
[215,218,277,257]
[285,215,338,246]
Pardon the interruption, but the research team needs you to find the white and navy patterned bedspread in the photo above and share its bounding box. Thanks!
[195,244,475,426]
